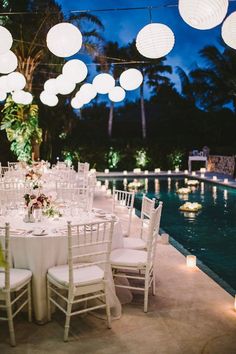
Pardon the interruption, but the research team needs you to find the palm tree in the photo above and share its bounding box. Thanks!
[189,45,236,112]
[125,40,172,139]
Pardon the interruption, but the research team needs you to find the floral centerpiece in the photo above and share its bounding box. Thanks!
[186,179,199,186]
[179,202,202,212]
[25,169,42,190]
[23,192,62,221]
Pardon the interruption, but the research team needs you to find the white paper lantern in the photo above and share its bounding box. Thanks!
[80,83,97,100]
[92,73,115,94]
[0,75,11,92]
[22,92,33,105]
[222,12,236,49]
[40,91,58,107]
[119,69,143,91]
[108,86,126,102]
[12,90,32,105]
[7,72,26,91]
[75,90,91,104]
[0,50,18,74]
[136,23,175,59]
[62,59,88,83]
[0,90,7,101]
[56,74,76,95]
[71,97,83,109]
[179,0,228,30]
[46,22,82,57]
[44,78,58,94]
[0,26,13,55]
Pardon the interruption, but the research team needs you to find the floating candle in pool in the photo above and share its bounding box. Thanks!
[155,168,161,173]
[104,169,109,174]
[167,170,171,174]
[123,170,127,175]
[175,167,180,172]
[184,170,188,174]
[144,170,149,175]
[192,171,196,176]
[213,176,217,181]
[186,255,197,268]
[224,178,228,184]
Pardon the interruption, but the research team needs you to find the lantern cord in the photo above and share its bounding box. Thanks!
[148,7,153,24]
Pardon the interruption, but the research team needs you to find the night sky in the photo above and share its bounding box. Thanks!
[56,0,236,93]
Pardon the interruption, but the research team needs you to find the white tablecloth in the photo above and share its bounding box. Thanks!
[0,212,123,323]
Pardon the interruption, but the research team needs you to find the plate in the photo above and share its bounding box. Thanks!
[32,230,47,236]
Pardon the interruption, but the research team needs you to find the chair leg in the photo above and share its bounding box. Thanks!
[47,279,51,321]
[64,298,73,342]
[152,268,156,296]
[144,277,149,313]
[6,293,16,347]
[104,286,112,329]
[28,282,32,322]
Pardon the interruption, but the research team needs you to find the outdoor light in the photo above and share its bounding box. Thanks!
[179,0,228,30]
[46,22,82,57]
[201,173,205,178]
[213,176,217,181]
[144,170,149,175]
[40,91,58,107]
[80,83,97,100]
[71,97,83,109]
[224,178,229,184]
[108,86,126,102]
[56,74,76,95]
[119,68,143,91]
[192,171,196,176]
[0,50,18,74]
[222,12,236,49]
[184,170,188,174]
[133,168,141,173]
[136,23,175,59]
[200,167,206,173]
[22,92,33,105]
[175,167,180,172]
[62,59,88,83]
[0,26,13,54]
[155,168,161,173]
[44,78,58,95]
[168,170,171,174]
[7,72,26,91]
[0,90,7,101]
[123,170,127,175]
[105,169,109,174]
[92,73,115,94]
[186,255,197,268]
[12,90,33,105]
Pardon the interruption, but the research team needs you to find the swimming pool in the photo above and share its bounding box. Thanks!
[100,176,236,293]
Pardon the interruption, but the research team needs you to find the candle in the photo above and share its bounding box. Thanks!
[104,169,109,174]
[167,170,171,174]
[184,170,188,174]
[123,170,127,175]
[224,178,228,184]
[175,167,179,173]
[200,168,206,173]
[200,173,205,178]
[213,176,217,181]
[155,168,161,173]
[144,170,149,175]
[186,255,197,268]
[192,171,196,176]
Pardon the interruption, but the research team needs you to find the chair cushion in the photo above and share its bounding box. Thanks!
[110,248,147,267]
[0,268,32,290]
[123,237,146,250]
[48,264,104,287]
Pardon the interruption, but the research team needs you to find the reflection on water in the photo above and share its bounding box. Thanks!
[145,178,148,193]
[212,186,217,203]
[155,178,160,194]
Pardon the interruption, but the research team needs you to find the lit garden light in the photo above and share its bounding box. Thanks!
[222,12,236,49]
[92,73,115,94]
[46,22,82,57]
[136,23,175,59]
[56,74,76,95]
[108,86,126,102]
[119,68,143,91]
[0,26,13,54]
[62,59,88,83]
[186,255,197,268]
[179,0,228,30]
[40,91,58,107]
[44,78,58,95]
[7,72,26,91]
[0,50,18,74]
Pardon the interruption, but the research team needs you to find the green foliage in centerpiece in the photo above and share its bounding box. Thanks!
[42,206,62,218]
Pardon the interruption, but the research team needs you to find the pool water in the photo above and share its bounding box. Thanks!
[102,176,236,293]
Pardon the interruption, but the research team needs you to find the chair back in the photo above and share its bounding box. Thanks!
[140,195,156,239]
[112,189,135,236]
[146,201,163,266]
[57,186,89,210]
[0,223,10,291]
[78,162,90,174]
[7,162,18,170]
[67,219,115,286]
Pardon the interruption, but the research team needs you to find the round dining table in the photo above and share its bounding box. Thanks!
[0,209,123,323]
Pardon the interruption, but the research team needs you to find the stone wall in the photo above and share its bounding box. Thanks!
[208,155,235,176]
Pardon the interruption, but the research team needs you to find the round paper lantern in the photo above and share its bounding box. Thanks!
[179,0,228,30]
[108,86,126,102]
[75,90,91,104]
[136,23,175,59]
[7,72,26,91]
[40,91,58,107]
[0,90,7,101]
[46,22,82,57]
[0,50,18,74]
[56,74,76,95]
[92,73,115,94]
[12,90,32,105]
[222,12,236,49]
[119,69,143,91]
[62,59,88,83]
[71,97,83,109]
[80,83,97,100]
[44,78,58,94]
[22,92,33,105]
[0,75,11,92]
[0,26,13,54]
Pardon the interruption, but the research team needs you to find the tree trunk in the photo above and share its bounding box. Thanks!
[108,102,114,138]
[140,84,146,139]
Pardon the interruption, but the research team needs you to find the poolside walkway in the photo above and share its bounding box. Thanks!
[0,190,236,353]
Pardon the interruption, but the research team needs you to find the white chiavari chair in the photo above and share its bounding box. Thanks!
[110,202,163,313]
[112,189,135,237]
[47,218,115,341]
[7,162,19,170]
[78,162,90,174]
[57,187,89,211]
[0,223,32,346]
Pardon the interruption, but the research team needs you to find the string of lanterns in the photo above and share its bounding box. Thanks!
[0,0,236,108]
